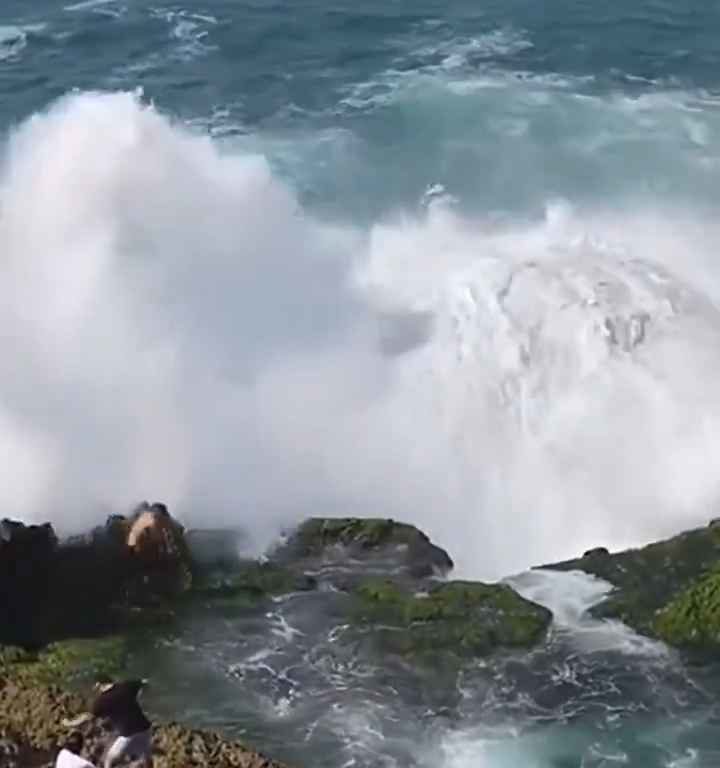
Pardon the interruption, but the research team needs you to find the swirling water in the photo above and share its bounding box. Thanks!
[3,0,720,765]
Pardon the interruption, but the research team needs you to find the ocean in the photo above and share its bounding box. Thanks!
[3,0,720,765]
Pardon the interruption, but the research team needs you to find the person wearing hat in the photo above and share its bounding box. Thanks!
[63,678,153,768]
[54,732,96,768]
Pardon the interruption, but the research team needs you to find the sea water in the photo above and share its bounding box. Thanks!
[3,1,720,765]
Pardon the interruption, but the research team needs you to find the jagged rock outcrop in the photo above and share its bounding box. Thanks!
[275,517,454,579]
[0,522,59,645]
[0,512,555,767]
[0,503,193,648]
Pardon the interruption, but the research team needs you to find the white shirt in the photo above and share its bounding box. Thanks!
[54,748,96,768]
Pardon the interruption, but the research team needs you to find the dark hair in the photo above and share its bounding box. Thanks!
[151,502,169,517]
[65,731,84,754]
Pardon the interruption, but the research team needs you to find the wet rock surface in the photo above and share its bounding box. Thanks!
[0,510,553,767]
[187,517,550,662]
[8,510,720,767]
[273,517,454,579]
[0,503,193,649]
[542,521,720,650]
[351,578,551,659]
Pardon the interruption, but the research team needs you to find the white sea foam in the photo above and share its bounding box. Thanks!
[150,7,218,62]
[0,24,44,62]
[64,0,121,13]
[3,91,720,582]
[509,569,669,657]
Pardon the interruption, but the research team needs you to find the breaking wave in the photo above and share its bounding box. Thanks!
[2,90,720,578]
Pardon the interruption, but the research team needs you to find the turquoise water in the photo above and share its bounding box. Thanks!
[4,0,720,221]
[4,1,720,766]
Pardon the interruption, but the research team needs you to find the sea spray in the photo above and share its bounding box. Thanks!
[3,92,720,579]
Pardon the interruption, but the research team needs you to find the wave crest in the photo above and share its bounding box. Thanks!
[2,91,720,578]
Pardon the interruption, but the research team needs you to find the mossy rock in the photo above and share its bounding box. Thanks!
[0,636,128,686]
[191,562,316,607]
[282,517,453,577]
[294,517,423,551]
[0,646,35,666]
[653,565,720,648]
[298,518,405,549]
[0,678,292,768]
[352,579,551,658]
[543,524,720,638]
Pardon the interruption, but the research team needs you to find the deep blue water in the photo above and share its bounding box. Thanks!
[4,0,720,222]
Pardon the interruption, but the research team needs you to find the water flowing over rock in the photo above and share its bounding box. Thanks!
[188,517,551,665]
[541,520,720,652]
[2,512,552,768]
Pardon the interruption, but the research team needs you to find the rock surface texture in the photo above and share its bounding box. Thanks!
[0,503,194,648]
[0,511,556,766]
[543,521,720,651]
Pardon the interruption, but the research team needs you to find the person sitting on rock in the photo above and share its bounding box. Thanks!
[63,678,153,768]
[54,731,96,768]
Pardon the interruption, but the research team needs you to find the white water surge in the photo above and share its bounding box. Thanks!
[432,569,679,768]
[2,90,720,579]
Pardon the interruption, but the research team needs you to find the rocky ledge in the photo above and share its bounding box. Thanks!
[351,578,550,660]
[0,673,286,768]
[542,520,720,652]
[0,510,553,766]
[188,516,552,664]
[0,502,193,648]
[8,506,720,764]
[0,503,286,767]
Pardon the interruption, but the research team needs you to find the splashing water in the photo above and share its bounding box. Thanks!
[4,2,720,765]
[2,91,720,578]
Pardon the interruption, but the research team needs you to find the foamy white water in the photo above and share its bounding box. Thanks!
[509,569,669,656]
[3,91,720,579]
[427,569,678,768]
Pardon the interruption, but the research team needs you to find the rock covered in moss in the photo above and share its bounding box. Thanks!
[351,578,551,659]
[0,675,291,768]
[3,638,129,687]
[653,566,720,648]
[278,517,453,578]
[543,522,720,648]
[192,562,317,607]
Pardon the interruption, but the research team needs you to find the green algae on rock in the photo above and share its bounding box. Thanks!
[0,676,291,768]
[543,522,720,648]
[280,517,454,577]
[653,565,720,648]
[352,578,552,658]
[0,636,128,687]
[191,562,317,607]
